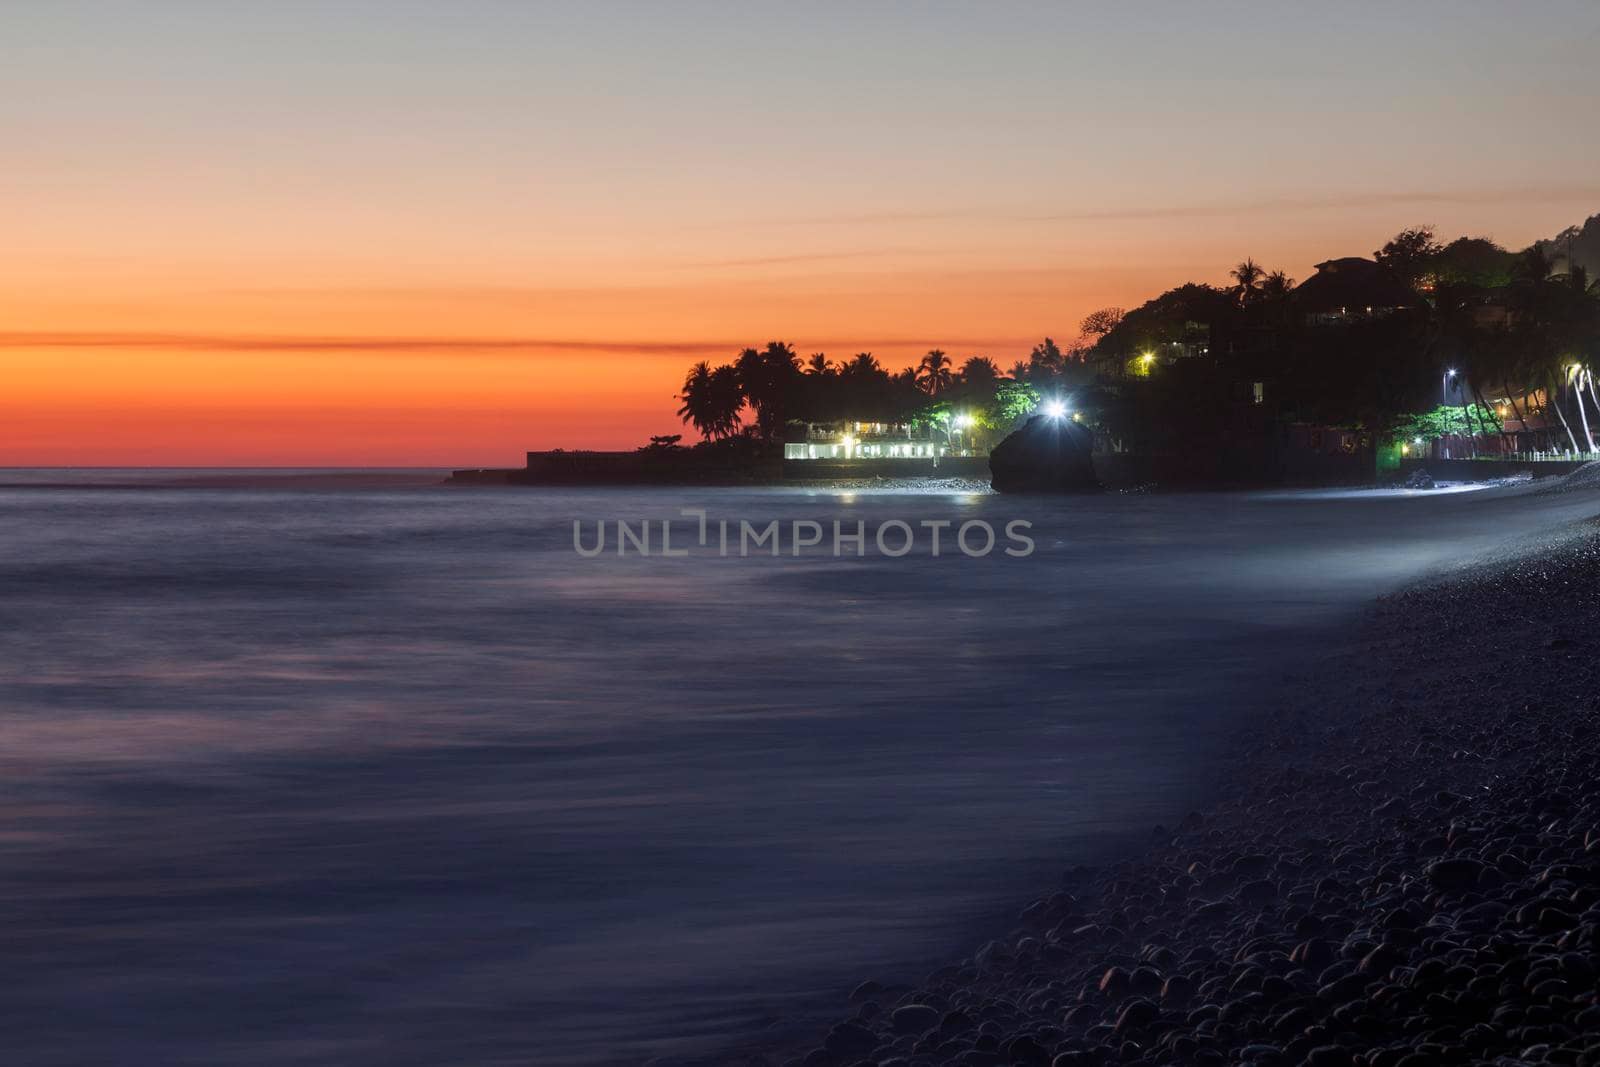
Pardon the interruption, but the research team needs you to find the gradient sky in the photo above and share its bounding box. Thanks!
[4,1,1600,466]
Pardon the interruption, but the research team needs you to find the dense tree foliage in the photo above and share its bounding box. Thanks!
[672,220,1600,461]
[676,361,743,441]
[1375,226,1443,286]
[1078,307,1125,340]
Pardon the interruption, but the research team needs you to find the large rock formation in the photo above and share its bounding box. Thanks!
[989,415,1100,492]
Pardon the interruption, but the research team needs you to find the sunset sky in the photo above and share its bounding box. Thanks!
[5,1,1600,466]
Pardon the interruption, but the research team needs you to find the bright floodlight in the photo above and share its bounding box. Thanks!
[1044,401,1067,419]
[1447,368,1457,377]
[954,414,973,428]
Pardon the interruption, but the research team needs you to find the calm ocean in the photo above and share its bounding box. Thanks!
[0,472,1589,1064]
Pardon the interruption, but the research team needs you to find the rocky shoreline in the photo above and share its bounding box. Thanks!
[758,511,1600,1067]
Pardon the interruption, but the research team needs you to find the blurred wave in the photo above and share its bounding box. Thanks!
[0,478,1591,1065]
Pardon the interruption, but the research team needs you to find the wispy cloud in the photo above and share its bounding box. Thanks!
[0,331,1030,358]
[213,260,1165,304]
[682,248,936,269]
[739,185,1600,228]
[1033,187,1600,223]
[0,332,733,356]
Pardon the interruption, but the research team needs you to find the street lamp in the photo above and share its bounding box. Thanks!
[1043,400,1067,419]
[951,413,974,454]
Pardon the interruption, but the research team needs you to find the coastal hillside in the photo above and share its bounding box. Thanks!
[1538,212,1600,277]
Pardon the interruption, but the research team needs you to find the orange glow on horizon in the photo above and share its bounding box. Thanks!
[0,261,1187,466]
[5,5,1597,466]
[0,225,1586,467]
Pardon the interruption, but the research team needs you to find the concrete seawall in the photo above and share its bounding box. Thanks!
[1397,457,1588,481]
[454,449,1400,489]
[780,456,991,480]
[451,452,782,485]
[453,453,990,485]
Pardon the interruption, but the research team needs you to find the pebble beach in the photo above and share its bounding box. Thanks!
[762,477,1600,1067]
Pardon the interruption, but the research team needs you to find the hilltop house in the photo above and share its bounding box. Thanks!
[1294,257,1417,326]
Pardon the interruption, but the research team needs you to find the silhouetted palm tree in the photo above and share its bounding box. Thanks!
[959,355,1000,385]
[1558,266,1600,448]
[917,349,954,395]
[1518,355,1582,453]
[1566,362,1597,452]
[1259,270,1295,300]
[842,352,880,377]
[735,342,801,441]
[1230,258,1265,306]
[1028,338,1065,377]
[1500,250,1600,451]
[805,352,832,375]
[676,361,743,440]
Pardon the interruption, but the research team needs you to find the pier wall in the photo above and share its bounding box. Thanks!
[1397,457,1588,482]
